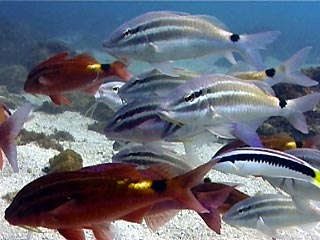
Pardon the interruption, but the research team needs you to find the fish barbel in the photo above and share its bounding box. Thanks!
[157,73,320,147]
[103,11,280,74]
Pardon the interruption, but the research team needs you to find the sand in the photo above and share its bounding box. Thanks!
[1,109,320,240]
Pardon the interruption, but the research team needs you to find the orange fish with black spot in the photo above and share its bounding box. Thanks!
[5,160,217,240]
[0,102,33,172]
[24,52,132,106]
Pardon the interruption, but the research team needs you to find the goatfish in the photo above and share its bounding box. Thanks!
[112,144,199,174]
[5,161,216,240]
[85,80,126,118]
[24,52,132,106]
[0,102,33,172]
[118,68,200,102]
[229,47,318,87]
[103,11,280,75]
[213,132,320,157]
[157,73,320,147]
[222,194,320,238]
[211,147,320,189]
[264,148,320,202]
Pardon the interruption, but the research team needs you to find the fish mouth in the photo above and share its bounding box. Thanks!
[157,109,184,126]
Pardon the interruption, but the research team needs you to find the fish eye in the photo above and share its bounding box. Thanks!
[122,28,132,38]
[184,92,195,102]
[112,86,119,93]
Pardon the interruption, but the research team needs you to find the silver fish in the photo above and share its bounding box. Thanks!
[118,68,200,102]
[112,144,196,174]
[222,194,320,238]
[229,46,318,87]
[157,73,320,147]
[103,11,280,74]
[264,148,320,201]
[211,147,320,187]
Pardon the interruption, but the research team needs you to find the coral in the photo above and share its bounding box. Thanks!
[43,149,83,173]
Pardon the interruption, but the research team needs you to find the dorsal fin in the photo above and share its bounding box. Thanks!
[192,15,230,31]
[38,52,69,67]
[73,53,98,64]
[147,163,178,179]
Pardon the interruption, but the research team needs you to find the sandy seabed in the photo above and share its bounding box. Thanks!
[1,109,320,240]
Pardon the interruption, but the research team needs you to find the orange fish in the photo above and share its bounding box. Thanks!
[5,161,217,240]
[214,132,320,157]
[0,102,32,172]
[24,52,132,106]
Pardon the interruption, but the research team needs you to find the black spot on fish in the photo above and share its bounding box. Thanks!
[265,68,276,78]
[151,180,167,193]
[230,34,240,42]
[203,177,211,183]
[219,153,316,178]
[279,98,287,109]
[296,141,303,148]
[101,64,110,71]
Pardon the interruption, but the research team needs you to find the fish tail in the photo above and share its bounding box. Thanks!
[0,103,33,172]
[313,170,320,188]
[268,47,318,87]
[168,159,218,213]
[284,92,320,134]
[238,31,281,70]
[304,134,320,149]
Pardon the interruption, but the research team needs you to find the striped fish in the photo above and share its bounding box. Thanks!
[222,194,320,238]
[103,11,280,74]
[211,147,320,187]
[86,80,126,117]
[112,144,197,175]
[264,148,320,201]
[118,68,200,102]
[157,73,320,147]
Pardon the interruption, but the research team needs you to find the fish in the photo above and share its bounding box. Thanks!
[144,182,239,234]
[229,46,318,87]
[222,194,320,238]
[0,102,33,172]
[24,52,132,106]
[85,80,126,117]
[104,96,216,159]
[157,73,320,147]
[118,68,200,102]
[112,144,199,174]
[264,148,320,202]
[211,147,320,188]
[103,11,280,75]
[213,132,318,157]
[5,160,217,240]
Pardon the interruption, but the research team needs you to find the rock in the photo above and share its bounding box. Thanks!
[43,149,83,173]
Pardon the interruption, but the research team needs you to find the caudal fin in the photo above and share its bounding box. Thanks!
[0,103,33,172]
[285,93,320,134]
[238,31,281,70]
[168,159,218,213]
[266,47,318,87]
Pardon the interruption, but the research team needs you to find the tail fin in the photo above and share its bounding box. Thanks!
[284,93,320,134]
[168,160,217,213]
[0,103,33,172]
[238,31,281,70]
[266,47,318,87]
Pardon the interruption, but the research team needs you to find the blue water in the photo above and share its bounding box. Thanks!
[1,1,320,63]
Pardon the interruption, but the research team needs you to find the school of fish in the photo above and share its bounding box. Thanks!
[2,10,320,240]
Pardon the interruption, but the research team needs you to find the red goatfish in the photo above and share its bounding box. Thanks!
[5,161,217,240]
[24,52,132,105]
[0,102,33,172]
